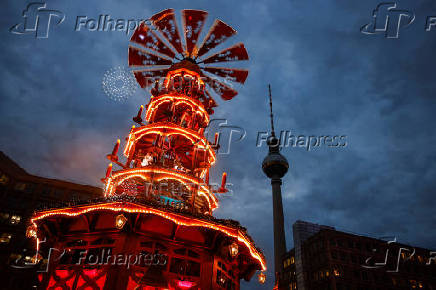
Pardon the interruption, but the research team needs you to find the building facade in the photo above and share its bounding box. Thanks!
[282,220,436,290]
[0,151,101,288]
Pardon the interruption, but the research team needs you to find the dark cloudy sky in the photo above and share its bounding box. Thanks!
[2,0,436,288]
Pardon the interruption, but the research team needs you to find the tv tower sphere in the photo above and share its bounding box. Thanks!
[262,136,289,179]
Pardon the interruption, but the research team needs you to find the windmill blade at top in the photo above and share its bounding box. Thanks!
[130,22,176,59]
[150,9,184,55]
[182,10,208,58]
[133,68,170,88]
[202,67,249,84]
[203,75,238,100]
[127,9,250,101]
[195,19,236,58]
[201,43,249,64]
[128,46,173,67]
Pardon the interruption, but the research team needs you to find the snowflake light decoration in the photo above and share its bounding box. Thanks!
[102,66,137,102]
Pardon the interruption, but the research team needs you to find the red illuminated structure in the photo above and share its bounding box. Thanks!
[28,9,266,289]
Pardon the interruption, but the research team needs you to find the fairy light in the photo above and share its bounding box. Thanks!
[145,94,209,124]
[31,201,266,271]
[104,168,218,210]
[123,123,216,164]
[163,69,204,89]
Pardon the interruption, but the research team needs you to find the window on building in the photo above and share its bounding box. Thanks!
[366,243,372,251]
[0,233,12,243]
[10,215,21,225]
[24,183,36,194]
[409,280,417,288]
[40,186,52,196]
[353,270,360,279]
[290,256,295,264]
[340,252,347,261]
[355,242,361,250]
[0,173,9,185]
[319,270,324,279]
[331,251,337,259]
[14,182,26,191]
[52,188,65,197]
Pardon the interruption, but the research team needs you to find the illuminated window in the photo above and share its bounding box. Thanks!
[0,233,12,243]
[284,258,291,268]
[10,215,21,225]
[410,280,417,288]
[333,268,340,277]
[0,174,9,185]
[290,256,295,264]
[14,182,26,191]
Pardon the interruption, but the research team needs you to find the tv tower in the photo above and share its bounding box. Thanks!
[262,85,289,287]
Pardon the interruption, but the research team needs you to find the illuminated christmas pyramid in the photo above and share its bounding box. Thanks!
[28,9,266,289]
